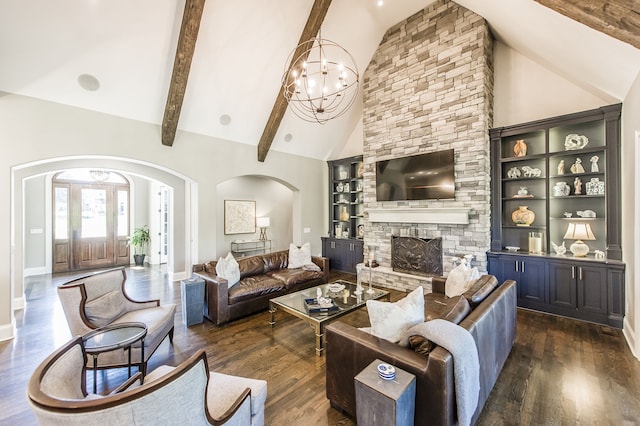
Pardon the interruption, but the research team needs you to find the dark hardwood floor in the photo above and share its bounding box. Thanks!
[1,265,639,425]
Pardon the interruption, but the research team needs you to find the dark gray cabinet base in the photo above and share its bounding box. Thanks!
[322,237,363,274]
[488,252,624,328]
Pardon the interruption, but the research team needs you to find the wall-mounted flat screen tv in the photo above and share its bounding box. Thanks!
[376,149,455,201]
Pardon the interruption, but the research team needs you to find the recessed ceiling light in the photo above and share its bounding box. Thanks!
[377,0,383,6]
[284,133,293,142]
[77,74,100,91]
[219,114,231,125]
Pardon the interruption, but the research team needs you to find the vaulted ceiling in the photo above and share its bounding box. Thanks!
[1,0,639,162]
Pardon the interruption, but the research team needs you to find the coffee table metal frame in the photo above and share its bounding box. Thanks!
[269,280,389,356]
[82,322,148,393]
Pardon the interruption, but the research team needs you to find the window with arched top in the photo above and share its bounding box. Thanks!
[52,169,131,272]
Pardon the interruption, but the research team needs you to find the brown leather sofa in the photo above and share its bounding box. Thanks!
[193,249,329,325]
[325,275,517,425]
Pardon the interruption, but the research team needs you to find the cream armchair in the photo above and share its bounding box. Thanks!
[57,267,176,374]
[28,337,267,425]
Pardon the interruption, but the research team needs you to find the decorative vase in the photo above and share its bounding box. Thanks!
[553,182,570,196]
[340,206,350,222]
[512,206,535,226]
[513,139,527,157]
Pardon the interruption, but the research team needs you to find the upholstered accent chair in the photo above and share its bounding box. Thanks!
[57,267,176,374]
[28,336,268,425]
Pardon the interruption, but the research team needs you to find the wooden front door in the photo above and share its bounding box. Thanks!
[53,171,130,273]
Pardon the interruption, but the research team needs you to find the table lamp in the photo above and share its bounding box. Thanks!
[257,217,270,241]
[563,222,595,257]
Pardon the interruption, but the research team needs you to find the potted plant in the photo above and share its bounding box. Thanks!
[129,225,151,266]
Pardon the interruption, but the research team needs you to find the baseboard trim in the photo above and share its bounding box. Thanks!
[13,296,25,311]
[24,267,48,277]
[623,317,638,360]
[0,321,16,342]
[169,271,188,282]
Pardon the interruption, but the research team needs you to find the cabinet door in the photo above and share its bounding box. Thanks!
[352,242,364,272]
[578,264,607,314]
[519,258,547,303]
[493,256,520,283]
[322,239,345,272]
[549,262,577,309]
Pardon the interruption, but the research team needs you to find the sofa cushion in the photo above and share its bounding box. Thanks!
[265,269,324,289]
[408,335,436,355]
[463,275,499,308]
[366,286,425,343]
[238,256,265,278]
[262,251,289,272]
[228,275,286,305]
[440,296,471,324]
[288,243,312,269]
[84,290,126,327]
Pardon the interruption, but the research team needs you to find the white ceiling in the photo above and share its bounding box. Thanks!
[1,0,639,161]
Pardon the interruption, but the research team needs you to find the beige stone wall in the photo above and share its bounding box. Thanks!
[361,0,494,290]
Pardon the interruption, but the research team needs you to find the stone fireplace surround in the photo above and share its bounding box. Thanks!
[358,0,493,293]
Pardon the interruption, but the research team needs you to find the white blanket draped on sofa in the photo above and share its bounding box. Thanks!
[403,319,480,426]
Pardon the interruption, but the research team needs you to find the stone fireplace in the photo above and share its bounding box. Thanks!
[360,0,494,293]
[391,236,442,277]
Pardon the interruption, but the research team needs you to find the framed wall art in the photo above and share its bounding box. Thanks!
[224,200,256,235]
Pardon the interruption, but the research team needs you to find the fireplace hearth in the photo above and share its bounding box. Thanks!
[391,236,442,277]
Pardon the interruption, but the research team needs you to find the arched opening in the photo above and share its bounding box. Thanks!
[12,156,197,311]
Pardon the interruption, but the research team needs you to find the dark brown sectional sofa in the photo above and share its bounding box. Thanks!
[325,275,517,425]
[192,249,329,325]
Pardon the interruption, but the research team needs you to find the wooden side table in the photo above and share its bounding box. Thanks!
[354,358,416,426]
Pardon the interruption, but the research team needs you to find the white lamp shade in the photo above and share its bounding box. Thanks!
[563,222,596,241]
[256,217,270,228]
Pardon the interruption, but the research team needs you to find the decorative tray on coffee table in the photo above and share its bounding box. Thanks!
[304,298,339,314]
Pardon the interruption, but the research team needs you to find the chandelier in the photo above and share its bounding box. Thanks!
[89,170,110,183]
[282,34,359,124]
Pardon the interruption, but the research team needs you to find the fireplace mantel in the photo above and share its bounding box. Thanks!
[366,207,470,225]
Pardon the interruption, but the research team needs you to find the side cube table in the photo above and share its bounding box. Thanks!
[180,278,204,326]
[354,359,416,426]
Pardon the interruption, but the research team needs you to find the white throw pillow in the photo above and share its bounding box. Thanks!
[366,286,425,343]
[445,259,479,298]
[288,242,311,269]
[215,252,240,288]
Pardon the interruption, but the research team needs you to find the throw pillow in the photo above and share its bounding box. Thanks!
[445,259,480,298]
[215,252,240,288]
[288,242,311,269]
[302,262,321,272]
[366,286,425,343]
[84,290,126,327]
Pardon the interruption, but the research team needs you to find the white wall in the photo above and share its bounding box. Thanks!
[622,71,640,358]
[216,176,294,258]
[0,93,327,341]
[493,41,617,126]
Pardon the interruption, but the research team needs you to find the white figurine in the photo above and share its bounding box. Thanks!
[570,158,585,174]
[574,177,582,195]
[551,241,566,255]
[590,155,599,172]
[557,160,565,175]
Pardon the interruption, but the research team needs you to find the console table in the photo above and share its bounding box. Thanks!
[231,240,271,257]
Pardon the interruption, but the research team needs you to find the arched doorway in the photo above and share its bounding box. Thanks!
[52,169,131,272]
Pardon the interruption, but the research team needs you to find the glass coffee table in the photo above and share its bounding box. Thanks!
[82,322,147,393]
[269,280,389,356]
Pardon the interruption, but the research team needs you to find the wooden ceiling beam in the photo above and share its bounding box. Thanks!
[256,0,333,162]
[534,0,640,50]
[161,0,206,147]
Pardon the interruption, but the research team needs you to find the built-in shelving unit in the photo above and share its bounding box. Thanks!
[322,155,364,273]
[488,104,624,328]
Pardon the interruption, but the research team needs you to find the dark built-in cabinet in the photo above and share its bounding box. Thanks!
[322,155,364,273]
[488,104,625,328]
